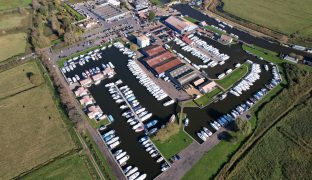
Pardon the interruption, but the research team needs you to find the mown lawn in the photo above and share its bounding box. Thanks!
[0,33,27,62]
[152,128,193,159]
[23,153,93,180]
[216,63,248,90]
[0,0,32,10]
[194,87,222,107]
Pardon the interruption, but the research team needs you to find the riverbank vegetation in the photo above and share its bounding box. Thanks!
[152,122,192,159]
[228,95,312,179]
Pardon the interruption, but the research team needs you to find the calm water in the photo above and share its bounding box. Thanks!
[63,42,274,177]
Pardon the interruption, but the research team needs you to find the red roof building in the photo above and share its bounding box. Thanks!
[154,59,182,74]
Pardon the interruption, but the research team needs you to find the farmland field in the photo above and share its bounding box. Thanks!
[228,96,312,179]
[221,0,312,38]
[0,33,27,62]
[23,153,93,180]
[0,0,32,11]
[0,61,42,99]
[0,61,76,179]
[0,13,29,31]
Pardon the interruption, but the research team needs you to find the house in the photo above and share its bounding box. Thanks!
[219,34,233,44]
[87,105,103,119]
[74,87,88,97]
[80,78,92,87]
[79,95,94,106]
[198,80,217,94]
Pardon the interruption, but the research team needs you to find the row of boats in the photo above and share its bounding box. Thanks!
[102,130,147,180]
[138,136,169,172]
[230,63,261,96]
[114,42,136,59]
[66,62,115,84]
[122,165,147,180]
[61,47,107,73]
[199,64,282,141]
[197,127,213,142]
[127,60,171,103]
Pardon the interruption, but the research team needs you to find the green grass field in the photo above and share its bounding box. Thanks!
[0,33,27,62]
[194,87,222,107]
[152,128,193,159]
[23,153,93,180]
[0,13,29,31]
[0,0,32,10]
[0,61,76,179]
[222,0,312,38]
[0,61,43,99]
[228,96,312,179]
[216,64,248,90]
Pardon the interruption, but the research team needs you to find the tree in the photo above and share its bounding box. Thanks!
[64,31,79,45]
[27,72,42,86]
[148,11,156,21]
[51,14,62,36]
[129,43,138,51]
[217,131,237,143]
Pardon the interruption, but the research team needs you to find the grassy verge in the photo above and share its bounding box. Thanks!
[150,0,162,6]
[64,3,85,21]
[83,131,116,180]
[184,16,199,23]
[215,63,249,90]
[87,117,111,129]
[183,132,245,180]
[194,87,222,107]
[152,126,193,159]
[204,25,226,35]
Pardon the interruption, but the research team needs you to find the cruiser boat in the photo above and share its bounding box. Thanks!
[148,128,158,135]
[142,140,149,145]
[163,99,175,106]
[135,174,147,180]
[123,166,132,174]
[157,157,164,163]
[139,136,148,143]
[144,120,158,129]
[125,167,138,177]
[197,132,206,141]
[128,172,140,180]
[106,137,119,145]
[103,130,115,138]
[109,141,120,150]
[151,152,159,158]
[103,134,115,142]
[201,130,209,138]
[115,152,127,160]
[113,149,123,157]
[141,113,152,122]
[184,118,189,127]
[135,126,144,132]
[118,155,129,166]
[203,127,212,136]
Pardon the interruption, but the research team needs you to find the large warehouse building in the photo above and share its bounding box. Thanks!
[164,16,198,34]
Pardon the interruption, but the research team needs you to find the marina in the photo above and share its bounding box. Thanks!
[60,7,283,177]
